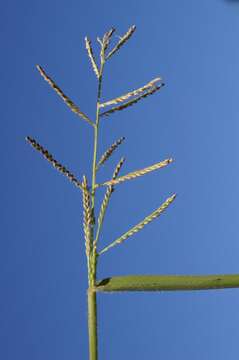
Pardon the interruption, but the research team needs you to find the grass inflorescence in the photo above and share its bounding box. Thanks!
[26,25,239,360]
[27,25,176,360]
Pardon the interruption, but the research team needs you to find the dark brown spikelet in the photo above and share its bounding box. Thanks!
[96,137,125,170]
[26,136,82,190]
[106,25,136,59]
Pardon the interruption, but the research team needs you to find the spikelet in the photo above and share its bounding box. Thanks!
[100,84,164,117]
[96,28,115,63]
[36,65,93,126]
[100,158,173,187]
[82,176,93,257]
[94,158,125,245]
[85,37,99,78]
[106,25,136,60]
[101,28,115,53]
[111,157,125,180]
[99,77,162,108]
[99,194,176,254]
[26,136,82,190]
[96,137,125,170]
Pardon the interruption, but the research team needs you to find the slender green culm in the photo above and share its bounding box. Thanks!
[26,25,239,360]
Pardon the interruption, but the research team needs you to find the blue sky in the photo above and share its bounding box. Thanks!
[1,0,239,359]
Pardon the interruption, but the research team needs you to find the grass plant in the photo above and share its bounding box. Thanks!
[26,25,239,360]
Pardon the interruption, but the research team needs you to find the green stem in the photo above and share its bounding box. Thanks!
[91,65,104,211]
[96,274,239,292]
[88,59,105,360]
[88,288,98,360]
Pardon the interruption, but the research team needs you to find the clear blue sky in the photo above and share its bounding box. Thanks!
[1,0,239,359]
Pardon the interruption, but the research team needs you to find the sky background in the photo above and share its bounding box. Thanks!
[1,0,239,359]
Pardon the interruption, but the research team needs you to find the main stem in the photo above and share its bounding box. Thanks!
[88,60,104,360]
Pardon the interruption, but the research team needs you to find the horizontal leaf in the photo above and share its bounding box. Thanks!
[96,274,239,292]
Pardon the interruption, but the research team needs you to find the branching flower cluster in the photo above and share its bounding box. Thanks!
[27,26,239,360]
[26,25,176,266]
[26,26,178,360]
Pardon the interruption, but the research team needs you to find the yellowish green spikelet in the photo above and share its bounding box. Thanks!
[99,77,162,108]
[111,157,125,179]
[94,158,125,245]
[96,137,125,170]
[100,84,164,117]
[36,65,93,126]
[26,136,83,190]
[85,37,100,78]
[82,176,93,257]
[100,158,173,187]
[99,194,177,254]
[106,25,136,59]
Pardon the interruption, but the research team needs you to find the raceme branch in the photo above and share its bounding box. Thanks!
[36,65,93,126]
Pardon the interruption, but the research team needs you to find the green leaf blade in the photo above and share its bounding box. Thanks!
[96,274,239,292]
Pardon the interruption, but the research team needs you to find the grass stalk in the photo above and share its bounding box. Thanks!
[88,288,98,360]
[87,50,105,360]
